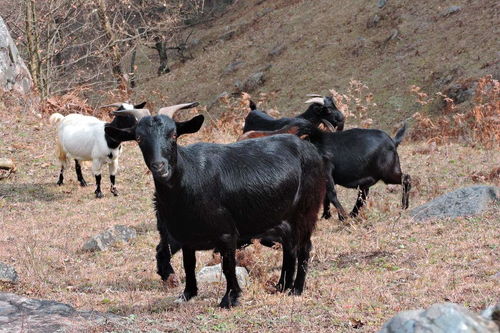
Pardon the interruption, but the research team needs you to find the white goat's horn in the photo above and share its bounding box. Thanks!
[305,97,325,105]
[158,102,199,118]
[112,108,151,121]
[99,103,125,108]
[306,94,323,98]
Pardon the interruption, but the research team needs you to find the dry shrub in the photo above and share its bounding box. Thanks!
[330,79,376,128]
[410,75,500,148]
[470,166,500,185]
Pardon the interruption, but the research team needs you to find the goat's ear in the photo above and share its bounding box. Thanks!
[105,125,136,142]
[134,101,147,109]
[176,115,204,136]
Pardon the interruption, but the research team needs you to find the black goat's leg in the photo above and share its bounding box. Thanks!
[75,160,87,186]
[57,166,64,186]
[350,187,369,217]
[402,174,411,209]
[290,238,312,296]
[321,195,332,220]
[275,224,296,292]
[323,161,348,221]
[156,236,181,282]
[178,247,197,302]
[219,235,241,308]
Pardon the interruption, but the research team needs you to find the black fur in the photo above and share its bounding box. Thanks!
[243,97,345,133]
[105,114,325,308]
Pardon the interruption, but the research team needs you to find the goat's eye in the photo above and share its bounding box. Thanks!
[136,136,142,143]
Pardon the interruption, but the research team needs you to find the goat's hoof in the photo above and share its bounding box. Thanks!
[57,181,63,186]
[79,180,87,187]
[288,288,303,296]
[321,211,332,219]
[95,191,104,198]
[219,292,240,309]
[175,289,197,303]
[110,186,119,196]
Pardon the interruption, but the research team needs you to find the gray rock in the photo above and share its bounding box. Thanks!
[0,292,123,332]
[442,6,462,17]
[196,264,250,287]
[235,71,266,93]
[367,14,381,28]
[0,262,17,283]
[410,186,499,221]
[83,225,137,251]
[379,303,499,333]
[222,60,245,75]
[0,16,32,94]
[268,45,286,58]
[219,30,236,41]
[377,0,387,9]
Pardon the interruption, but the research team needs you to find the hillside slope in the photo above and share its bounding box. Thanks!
[131,0,498,129]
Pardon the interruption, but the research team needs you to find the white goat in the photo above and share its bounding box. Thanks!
[49,102,145,198]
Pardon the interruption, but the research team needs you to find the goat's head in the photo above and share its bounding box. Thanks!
[102,101,148,129]
[104,102,202,182]
[304,94,345,131]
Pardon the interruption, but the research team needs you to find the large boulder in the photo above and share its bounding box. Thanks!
[410,185,499,221]
[196,264,250,288]
[0,16,32,94]
[379,302,499,333]
[0,292,123,332]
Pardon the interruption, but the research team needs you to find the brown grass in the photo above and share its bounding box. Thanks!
[1,93,499,332]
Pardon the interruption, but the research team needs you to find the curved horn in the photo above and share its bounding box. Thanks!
[321,119,336,132]
[112,108,151,121]
[99,103,125,109]
[306,94,323,98]
[305,97,325,105]
[158,102,199,118]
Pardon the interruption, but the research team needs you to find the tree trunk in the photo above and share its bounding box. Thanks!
[154,39,170,76]
[95,0,125,86]
[24,0,45,97]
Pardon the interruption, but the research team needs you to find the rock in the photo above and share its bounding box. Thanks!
[235,71,266,93]
[219,30,236,41]
[196,264,250,287]
[0,292,123,332]
[377,0,387,9]
[367,14,381,28]
[82,225,137,251]
[222,60,245,76]
[0,262,17,283]
[379,303,499,333]
[207,91,230,111]
[268,45,286,58]
[0,16,32,94]
[442,6,462,17]
[481,302,500,327]
[0,158,14,170]
[443,82,475,104]
[410,186,499,221]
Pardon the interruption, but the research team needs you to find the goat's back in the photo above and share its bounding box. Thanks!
[155,134,325,247]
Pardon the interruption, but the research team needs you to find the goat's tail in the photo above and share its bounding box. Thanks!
[49,113,65,126]
[249,100,257,111]
[393,122,408,148]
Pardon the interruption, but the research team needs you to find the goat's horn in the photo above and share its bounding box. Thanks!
[306,94,323,98]
[321,119,336,132]
[112,108,151,121]
[305,97,325,105]
[99,103,124,108]
[158,102,199,118]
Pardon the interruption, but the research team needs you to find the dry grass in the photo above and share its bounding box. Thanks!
[0,96,499,332]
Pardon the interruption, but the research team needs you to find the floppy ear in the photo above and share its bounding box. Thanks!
[104,125,136,142]
[134,101,147,109]
[176,115,204,136]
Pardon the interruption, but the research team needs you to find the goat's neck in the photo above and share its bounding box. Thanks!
[297,111,320,126]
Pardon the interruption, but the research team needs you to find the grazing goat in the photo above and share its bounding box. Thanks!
[240,121,411,221]
[243,94,345,133]
[105,104,325,308]
[49,102,145,198]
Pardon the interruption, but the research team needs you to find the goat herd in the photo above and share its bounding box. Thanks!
[48,95,411,308]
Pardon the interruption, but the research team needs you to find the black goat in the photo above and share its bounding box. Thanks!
[243,95,345,133]
[241,122,411,221]
[105,105,325,308]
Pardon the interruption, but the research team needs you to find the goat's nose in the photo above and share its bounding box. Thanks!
[151,162,165,172]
